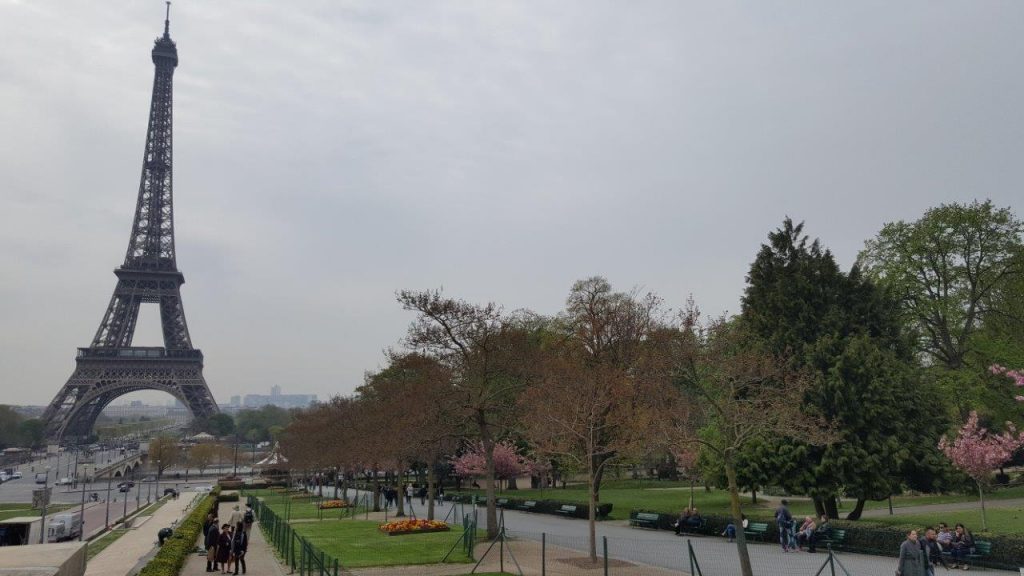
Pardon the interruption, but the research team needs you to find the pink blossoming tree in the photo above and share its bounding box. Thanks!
[451,441,529,488]
[990,364,1024,402]
[938,410,1024,530]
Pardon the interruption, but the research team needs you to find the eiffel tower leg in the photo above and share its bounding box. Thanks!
[43,356,217,442]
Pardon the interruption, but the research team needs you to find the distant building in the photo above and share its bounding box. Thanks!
[243,386,315,409]
[230,395,241,407]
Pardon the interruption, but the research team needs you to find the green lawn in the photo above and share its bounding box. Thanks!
[292,520,473,568]
[455,482,1024,525]
[854,506,1024,536]
[0,504,74,522]
[244,489,365,521]
[87,529,128,560]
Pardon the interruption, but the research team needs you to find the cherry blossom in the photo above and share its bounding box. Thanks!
[938,410,1024,530]
[451,440,530,479]
[989,364,1024,402]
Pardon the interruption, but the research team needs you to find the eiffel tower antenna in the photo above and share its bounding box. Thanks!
[42,9,218,441]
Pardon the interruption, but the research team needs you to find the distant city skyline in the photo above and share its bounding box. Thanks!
[2,2,1021,406]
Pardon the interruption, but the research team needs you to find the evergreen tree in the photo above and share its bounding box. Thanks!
[741,219,946,519]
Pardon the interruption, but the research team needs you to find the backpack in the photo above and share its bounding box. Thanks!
[244,509,254,524]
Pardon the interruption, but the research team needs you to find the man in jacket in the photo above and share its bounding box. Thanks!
[205,515,220,572]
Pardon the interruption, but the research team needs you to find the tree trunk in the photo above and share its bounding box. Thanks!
[396,479,406,518]
[846,498,866,521]
[587,446,598,562]
[824,496,839,520]
[372,473,381,512]
[507,476,518,490]
[481,424,499,539]
[725,461,753,576]
[978,482,988,531]
[812,496,825,518]
[427,466,437,521]
[751,489,757,505]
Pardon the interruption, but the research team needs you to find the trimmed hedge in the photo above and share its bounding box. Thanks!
[446,493,612,520]
[217,492,240,502]
[627,509,1024,571]
[136,489,219,576]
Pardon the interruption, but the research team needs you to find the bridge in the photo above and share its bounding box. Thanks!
[92,454,145,479]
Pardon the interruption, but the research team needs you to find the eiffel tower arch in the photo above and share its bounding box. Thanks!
[42,7,218,441]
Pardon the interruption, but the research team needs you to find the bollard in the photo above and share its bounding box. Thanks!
[603,536,609,576]
[542,532,546,576]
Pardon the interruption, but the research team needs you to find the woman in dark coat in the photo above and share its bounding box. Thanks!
[217,524,233,574]
[896,529,925,576]
[231,522,248,575]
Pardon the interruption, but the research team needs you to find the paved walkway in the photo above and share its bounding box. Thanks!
[861,497,1024,518]
[85,494,195,576]
[180,499,285,576]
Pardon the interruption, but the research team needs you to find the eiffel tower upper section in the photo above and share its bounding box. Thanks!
[89,6,194,353]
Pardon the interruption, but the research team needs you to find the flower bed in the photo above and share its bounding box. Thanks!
[378,519,450,536]
[318,499,350,509]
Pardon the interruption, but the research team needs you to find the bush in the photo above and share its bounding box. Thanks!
[136,491,217,576]
[217,492,239,502]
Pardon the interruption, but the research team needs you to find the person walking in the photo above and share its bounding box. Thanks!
[228,504,244,528]
[231,522,248,575]
[405,484,413,506]
[921,528,949,576]
[896,529,925,576]
[774,499,795,551]
[242,504,254,535]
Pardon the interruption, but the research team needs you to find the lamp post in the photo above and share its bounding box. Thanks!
[104,474,113,530]
[136,468,141,511]
[78,464,89,542]
[155,460,160,500]
[39,466,51,544]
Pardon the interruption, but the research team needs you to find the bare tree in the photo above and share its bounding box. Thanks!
[520,277,666,561]
[397,289,536,538]
[658,308,830,576]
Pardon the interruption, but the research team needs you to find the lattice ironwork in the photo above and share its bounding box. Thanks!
[42,7,218,441]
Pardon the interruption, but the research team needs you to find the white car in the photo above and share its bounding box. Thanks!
[55,477,72,486]
[11,471,22,479]
[0,473,8,483]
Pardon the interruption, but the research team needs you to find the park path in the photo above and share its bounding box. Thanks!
[180,498,285,576]
[860,497,1024,518]
[85,493,193,576]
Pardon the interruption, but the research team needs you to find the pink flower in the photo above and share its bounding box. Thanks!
[938,411,1024,482]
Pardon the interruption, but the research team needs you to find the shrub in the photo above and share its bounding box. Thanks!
[217,492,239,502]
[136,491,217,576]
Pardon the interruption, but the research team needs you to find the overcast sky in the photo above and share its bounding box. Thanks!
[1,1,1021,407]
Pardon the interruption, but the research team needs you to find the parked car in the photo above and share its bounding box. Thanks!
[11,471,22,479]
[55,478,72,486]
[0,473,9,483]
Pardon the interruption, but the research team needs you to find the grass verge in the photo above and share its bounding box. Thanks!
[292,519,473,568]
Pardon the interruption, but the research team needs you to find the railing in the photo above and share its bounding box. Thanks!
[77,347,203,360]
[249,495,342,576]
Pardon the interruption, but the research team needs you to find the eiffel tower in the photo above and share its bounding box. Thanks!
[42,5,218,441]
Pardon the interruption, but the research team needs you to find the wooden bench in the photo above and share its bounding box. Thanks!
[818,528,846,550]
[630,512,661,529]
[554,505,577,516]
[517,500,537,512]
[744,522,770,541]
[496,498,509,508]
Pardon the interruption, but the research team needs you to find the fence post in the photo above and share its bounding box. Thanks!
[603,536,609,576]
[499,528,505,574]
[829,547,837,576]
[320,550,326,576]
[542,532,546,576]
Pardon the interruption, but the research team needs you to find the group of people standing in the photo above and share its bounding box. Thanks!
[380,483,440,509]
[204,503,254,574]
[898,523,976,575]
[774,500,830,553]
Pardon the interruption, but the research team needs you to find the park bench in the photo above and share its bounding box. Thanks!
[554,505,577,516]
[818,528,846,550]
[630,512,661,530]
[517,501,537,512]
[677,516,708,535]
[744,522,770,541]
[496,498,509,508]
[965,541,992,567]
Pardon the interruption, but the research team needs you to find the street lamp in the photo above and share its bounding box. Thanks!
[155,460,160,500]
[39,466,51,544]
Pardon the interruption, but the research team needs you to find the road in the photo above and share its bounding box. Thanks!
[334,489,1016,575]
